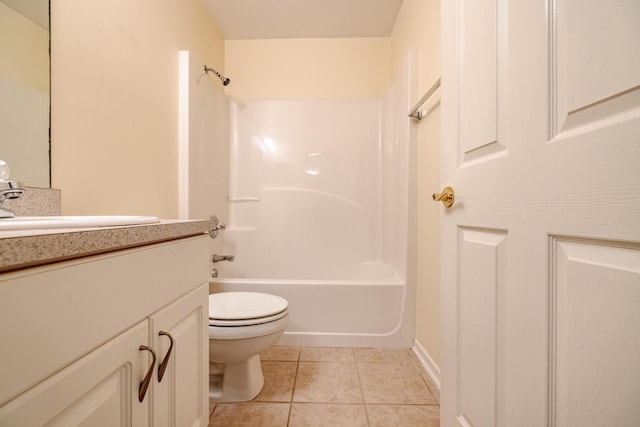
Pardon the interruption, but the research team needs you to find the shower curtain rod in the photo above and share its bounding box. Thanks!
[408,77,441,121]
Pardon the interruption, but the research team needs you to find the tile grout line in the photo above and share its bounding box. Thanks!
[284,348,301,426]
[352,349,373,426]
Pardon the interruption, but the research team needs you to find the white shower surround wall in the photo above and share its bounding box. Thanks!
[212,52,417,348]
[178,50,230,222]
[224,99,383,277]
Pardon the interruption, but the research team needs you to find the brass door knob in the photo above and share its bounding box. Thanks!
[433,186,455,208]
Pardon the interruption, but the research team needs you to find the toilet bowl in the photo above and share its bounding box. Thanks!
[208,291,289,402]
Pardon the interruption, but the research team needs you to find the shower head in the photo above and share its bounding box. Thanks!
[204,65,230,86]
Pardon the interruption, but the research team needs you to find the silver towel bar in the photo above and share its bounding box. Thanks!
[227,196,261,202]
[408,78,441,121]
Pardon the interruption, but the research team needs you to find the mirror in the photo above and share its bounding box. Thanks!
[0,0,50,187]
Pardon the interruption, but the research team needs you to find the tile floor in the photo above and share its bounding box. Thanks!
[208,346,440,426]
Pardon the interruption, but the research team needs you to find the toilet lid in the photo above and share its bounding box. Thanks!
[209,291,288,321]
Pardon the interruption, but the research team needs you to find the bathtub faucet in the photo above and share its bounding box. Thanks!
[212,254,235,263]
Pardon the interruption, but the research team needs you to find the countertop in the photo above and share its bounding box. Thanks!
[0,219,215,273]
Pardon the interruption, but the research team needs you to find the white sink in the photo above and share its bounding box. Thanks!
[0,215,161,231]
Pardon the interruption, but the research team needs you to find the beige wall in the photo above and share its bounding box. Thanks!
[391,0,442,370]
[225,38,390,99]
[51,0,224,217]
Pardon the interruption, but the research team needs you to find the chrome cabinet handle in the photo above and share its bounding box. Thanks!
[157,331,174,382]
[138,345,157,402]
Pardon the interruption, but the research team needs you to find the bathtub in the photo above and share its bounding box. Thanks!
[209,261,414,348]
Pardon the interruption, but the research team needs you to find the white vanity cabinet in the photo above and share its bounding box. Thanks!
[0,234,210,427]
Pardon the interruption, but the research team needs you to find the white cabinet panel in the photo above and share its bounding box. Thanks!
[151,284,209,427]
[0,321,150,427]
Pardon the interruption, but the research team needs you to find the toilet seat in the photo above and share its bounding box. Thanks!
[210,310,288,327]
[209,292,289,327]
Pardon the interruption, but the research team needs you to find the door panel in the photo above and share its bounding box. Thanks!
[551,239,640,426]
[555,0,640,134]
[459,0,501,165]
[458,229,507,427]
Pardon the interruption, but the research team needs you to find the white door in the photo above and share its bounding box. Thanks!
[440,1,640,426]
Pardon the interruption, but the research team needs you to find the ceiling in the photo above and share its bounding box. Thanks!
[202,0,405,39]
[1,0,405,39]
[1,0,48,30]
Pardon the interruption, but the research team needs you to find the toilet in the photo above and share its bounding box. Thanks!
[208,291,289,402]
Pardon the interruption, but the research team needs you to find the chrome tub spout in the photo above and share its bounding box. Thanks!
[212,254,235,263]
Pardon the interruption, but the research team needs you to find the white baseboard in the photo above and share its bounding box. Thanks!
[412,339,441,390]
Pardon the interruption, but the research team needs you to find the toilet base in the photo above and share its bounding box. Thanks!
[209,354,265,402]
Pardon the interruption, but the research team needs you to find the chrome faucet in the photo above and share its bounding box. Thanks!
[212,254,235,263]
[0,159,24,218]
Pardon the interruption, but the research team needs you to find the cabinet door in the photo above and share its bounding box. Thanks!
[151,283,209,427]
[0,320,151,427]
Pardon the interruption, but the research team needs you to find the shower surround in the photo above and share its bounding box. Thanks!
[181,49,418,347]
[224,99,384,278]
[213,74,415,348]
